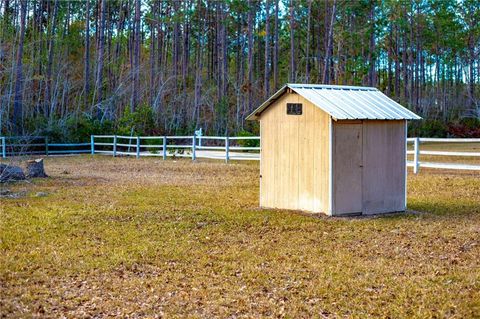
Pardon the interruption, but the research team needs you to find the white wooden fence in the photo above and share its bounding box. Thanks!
[2,135,480,173]
[407,137,480,173]
[0,136,90,157]
[90,135,260,162]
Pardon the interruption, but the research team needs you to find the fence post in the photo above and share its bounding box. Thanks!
[113,135,117,157]
[1,137,6,158]
[90,135,95,155]
[136,137,140,159]
[192,135,196,161]
[163,136,167,160]
[45,137,49,156]
[414,137,420,174]
[195,128,202,147]
[225,136,230,163]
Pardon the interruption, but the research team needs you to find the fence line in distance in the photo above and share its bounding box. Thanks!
[2,135,480,172]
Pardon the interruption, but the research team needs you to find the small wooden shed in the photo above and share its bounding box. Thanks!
[246,84,421,216]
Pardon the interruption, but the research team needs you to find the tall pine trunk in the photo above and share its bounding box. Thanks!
[84,0,91,107]
[367,2,376,87]
[131,0,141,112]
[45,0,59,118]
[149,2,156,107]
[13,0,27,134]
[264,0,270,98]
[95,0,106,119]
[322,0,336,84]
[273,0,279,91]
[305,0,312,83]
[193,11,205,128]
[247,0,254,112]
[289,0,295,82]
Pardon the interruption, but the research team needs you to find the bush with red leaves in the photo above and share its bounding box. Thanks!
[447,118,480,138]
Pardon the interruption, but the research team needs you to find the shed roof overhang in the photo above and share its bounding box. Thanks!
[246,84,422,121]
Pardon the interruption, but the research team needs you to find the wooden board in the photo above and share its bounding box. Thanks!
[312,102,331,214]
[362,120,406,214]
[332,123,363,215]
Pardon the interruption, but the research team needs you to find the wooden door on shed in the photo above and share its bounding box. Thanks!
[333,122,363,215]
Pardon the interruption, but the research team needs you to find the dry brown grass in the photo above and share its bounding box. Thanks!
[1,155,480,318]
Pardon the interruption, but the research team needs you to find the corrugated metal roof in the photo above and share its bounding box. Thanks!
[246,84,422,120]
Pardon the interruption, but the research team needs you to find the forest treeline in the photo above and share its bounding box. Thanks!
[1,0,480,141]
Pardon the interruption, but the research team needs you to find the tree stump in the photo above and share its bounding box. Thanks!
[0,164,26,182]
[26,159,48,178]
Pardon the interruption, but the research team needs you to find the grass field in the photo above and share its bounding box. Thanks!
[1,155,480,318]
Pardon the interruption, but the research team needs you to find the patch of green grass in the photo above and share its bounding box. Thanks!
[1,156,480,317]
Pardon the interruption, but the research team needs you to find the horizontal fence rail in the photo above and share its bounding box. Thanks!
[2,135,480,172]
[406,137,480,173]
[90,135,260,162]
[0,136,91,157]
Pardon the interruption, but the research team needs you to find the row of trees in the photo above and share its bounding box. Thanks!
[1,0,479,137]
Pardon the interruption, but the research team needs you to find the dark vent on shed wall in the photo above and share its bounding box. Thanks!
[287,103,302,115]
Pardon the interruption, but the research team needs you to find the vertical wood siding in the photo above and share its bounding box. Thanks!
[361,120,406,214]
[332,122,363,215]
[259,93,330,213]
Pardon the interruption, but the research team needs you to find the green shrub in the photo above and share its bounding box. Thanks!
[117,105,155,136]
[409,119,448,138]
[66,115,114,143]
[236,130,260,148]
[18,115,113,143]
[459,117,480,129]
[24,116,64,141]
